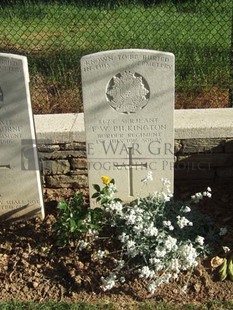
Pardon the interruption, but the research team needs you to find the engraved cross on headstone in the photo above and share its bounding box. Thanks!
[113,147,147,197]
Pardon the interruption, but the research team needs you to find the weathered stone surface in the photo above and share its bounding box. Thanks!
[174,141,182,154]
[70,158,87,170]
[39,150,86,160]
[42,160,70,175]
[46,174,88,189]
[64,142,86,151]
[37,144,60,153]
[44,188,76,202]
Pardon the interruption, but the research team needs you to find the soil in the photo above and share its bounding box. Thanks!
[0,184,233,307]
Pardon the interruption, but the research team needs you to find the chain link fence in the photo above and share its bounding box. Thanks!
[0,0,232,113]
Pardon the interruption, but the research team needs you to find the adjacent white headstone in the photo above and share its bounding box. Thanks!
[0,53,44,221]
[81,49,174,205]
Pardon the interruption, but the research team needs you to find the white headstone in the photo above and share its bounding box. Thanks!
[0,53,44,221]
[81,49,174,205]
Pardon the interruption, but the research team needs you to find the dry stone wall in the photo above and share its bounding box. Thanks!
[38,138,233,202]
[38,142,88,202]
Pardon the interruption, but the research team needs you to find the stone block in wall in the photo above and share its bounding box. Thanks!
[39,150,86,160]
[42,160,70,175]
[71,169,88,175]
[38,144,60,153]
[174,141,182,154]
[70,158,87,170]
[63,142,86,151]
[45,174,88,189]
[182,139,224,154]
[44,188,75,202]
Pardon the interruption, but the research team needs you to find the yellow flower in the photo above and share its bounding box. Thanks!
[101,176,111,185]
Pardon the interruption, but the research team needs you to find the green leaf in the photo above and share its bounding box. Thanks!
[101,197,109,204]
[70,218,76,232]
[102,187,109,195]
[57,200,68,210]
[93,184,101,192]
[92,192,100,199]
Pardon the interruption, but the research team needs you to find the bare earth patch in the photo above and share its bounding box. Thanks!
[0,184,233,306]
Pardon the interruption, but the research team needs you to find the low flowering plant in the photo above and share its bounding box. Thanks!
[54,172,220,294]
[90,173,219,293]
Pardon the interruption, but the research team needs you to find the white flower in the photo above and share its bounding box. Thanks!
[222,246,230,253]
[191,192,203,203]
[97,250,105,259]
[165,236,177,251]
[78,240,88,251]
[101,274,117,291]
[141,171,153,183]
[161,192,172,202]
[126,210,137,225]
[144,223,158,237]
[203,191,212,198]
[149,257,163,271]
[120,276,125,283]
[170,258,180,273]
[118,232,129,243]
[195,235,205,246]
[191,188,211,203]
[219,227,228,236]
[155,247,167,258]
[106,201,123,216]
[126,240,138,257]
[133,223,144,234]
[147,281,157,294]
[139,266,155,279]
[182,206,191,213]
[177,215,193,229]
[163,220,174,230]
[108,182,117,194]
[179,243,198,269]
[206,192,212,198]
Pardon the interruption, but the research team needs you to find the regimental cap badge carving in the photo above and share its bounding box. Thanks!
[106,71,150,114]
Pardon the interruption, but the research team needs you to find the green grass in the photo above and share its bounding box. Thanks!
[0,301,233,310]
[0,0,232,105]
